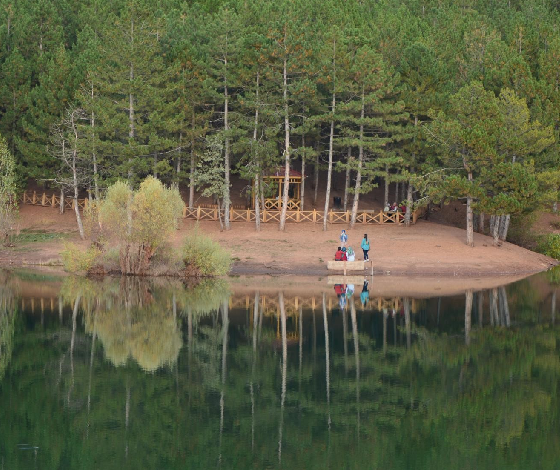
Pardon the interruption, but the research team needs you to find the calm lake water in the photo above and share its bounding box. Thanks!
[1,269,560,470]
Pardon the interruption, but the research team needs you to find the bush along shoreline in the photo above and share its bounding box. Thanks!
[60,178,232,278]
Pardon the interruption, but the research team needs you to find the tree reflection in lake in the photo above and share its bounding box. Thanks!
[0,271,16,382]
[1,271,560,469]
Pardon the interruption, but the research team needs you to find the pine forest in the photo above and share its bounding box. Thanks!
[1,0,560,243]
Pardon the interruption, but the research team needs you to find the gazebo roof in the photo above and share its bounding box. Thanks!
[265,168,302,178]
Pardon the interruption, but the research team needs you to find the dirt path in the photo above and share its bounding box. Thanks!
[0,204,557,278]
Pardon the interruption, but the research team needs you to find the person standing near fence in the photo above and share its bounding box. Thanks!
[340,229,348,247]
[361,234,370,261]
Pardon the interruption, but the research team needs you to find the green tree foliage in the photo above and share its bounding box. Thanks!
[98,176,184,274]
[0,0,559,239]
[0,134,18,243]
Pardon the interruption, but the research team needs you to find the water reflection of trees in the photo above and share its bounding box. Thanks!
[60,276,230,371]
[3,278,560,469]
[0,271,16,381]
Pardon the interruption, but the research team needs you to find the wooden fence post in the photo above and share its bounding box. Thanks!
[32,191,37,204]
[312,209,317,223]
[41,193,46,206]
[296,210,300,222]
[262,210,267,223]
[247,209,250,222]
[51,194,56,207]
[346,210,350,223]
[197,206,201,220]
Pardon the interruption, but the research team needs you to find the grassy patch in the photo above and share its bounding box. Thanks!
[13,230,68,244]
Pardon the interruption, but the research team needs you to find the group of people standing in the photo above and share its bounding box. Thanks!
[334,230,370,262]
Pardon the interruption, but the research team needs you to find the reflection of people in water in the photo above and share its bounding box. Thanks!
[334,284,347,310]
[361,280,369,307]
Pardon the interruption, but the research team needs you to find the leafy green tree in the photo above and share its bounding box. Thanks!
[0,134,18,243]
[98,176,184,274]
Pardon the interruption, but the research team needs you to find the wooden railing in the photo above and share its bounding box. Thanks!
[22,190,427,225]
[182,207,423,225]
[22,191,90,211]
[264,198,301,210]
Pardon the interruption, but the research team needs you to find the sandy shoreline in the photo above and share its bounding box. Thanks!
[0,204,558,284]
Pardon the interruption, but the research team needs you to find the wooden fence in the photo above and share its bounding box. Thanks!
[183,206,425,225]
[22,190,425,225]
[22,191,89,211]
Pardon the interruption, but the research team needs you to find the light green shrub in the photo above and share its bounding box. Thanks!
[61,242,102,273]
[182,227,232,276]
[98,176,185,275]
[537,234,560,260]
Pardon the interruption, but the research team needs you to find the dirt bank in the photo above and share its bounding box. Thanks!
[0,204,557,278]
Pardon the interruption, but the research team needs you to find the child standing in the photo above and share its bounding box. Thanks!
[339,229,348,247]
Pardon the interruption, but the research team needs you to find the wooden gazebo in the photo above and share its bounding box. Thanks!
[254,168,302,210]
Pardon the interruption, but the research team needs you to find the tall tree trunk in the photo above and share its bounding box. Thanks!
[189,109,196,209]
[301,152,306,211]
[223,74,231,230]
[492,215,500,246]
[499,214,510,242]
[313,153,319,206]
[253,71,261,232]
[128,18,135,181]
[70,114,84,240]
[466,172,474,247]
[90,82,99,200]
[384,165,390,208]
[323,38,336,231]
[350,87,365,227]
[394,181,399,205]
[323,107,335,231]
[479,213,485,233]
[177,131,182,182]
[279,51,290,231]
[343,147,351,212]
[404,182,413,226]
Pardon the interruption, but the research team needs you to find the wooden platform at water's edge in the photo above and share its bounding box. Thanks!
[327,260,365,275]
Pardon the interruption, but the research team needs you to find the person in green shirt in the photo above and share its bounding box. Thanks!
[360,234,370,261]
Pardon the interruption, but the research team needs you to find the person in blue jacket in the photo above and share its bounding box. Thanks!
[339,229,348,247]
[361,234,370,261]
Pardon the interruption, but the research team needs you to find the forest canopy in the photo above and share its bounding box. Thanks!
[0,0,559,240]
